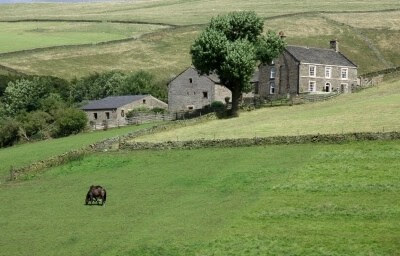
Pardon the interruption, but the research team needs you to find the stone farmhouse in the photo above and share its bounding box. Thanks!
[81,95,167,126]
[168,67,259,112]
[258,40,358,99]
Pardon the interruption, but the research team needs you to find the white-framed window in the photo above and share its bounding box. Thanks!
[309,65,316,77]
[270,67,276,79]
[270,82,275,94]
[325,67,332,78]
[341,68,348,79]
[309,81,316,92]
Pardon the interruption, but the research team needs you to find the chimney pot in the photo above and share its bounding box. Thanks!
[330,39,339,52]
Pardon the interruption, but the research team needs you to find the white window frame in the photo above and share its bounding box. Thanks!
[325,67,332,78]
[270,82,275,94]
[341,68,348,80]
[309,81,316,92]
[309,65,316,77]
[270,67,276,79]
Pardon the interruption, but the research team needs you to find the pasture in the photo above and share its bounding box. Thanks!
[134,79,400,142]
[0,21,168,53]
[0,140,399,255]
[0,0,399,25]
[0,123,155,182]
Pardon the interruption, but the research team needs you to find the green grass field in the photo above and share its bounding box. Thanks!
[0,123,155,182]
[135,79,400,142]
[0,0,399,25]
[0,22,168,53]
[0,1,399,80]
[0,140,399,255]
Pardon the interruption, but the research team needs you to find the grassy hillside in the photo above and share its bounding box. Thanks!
[0,123,155,182]
[1,10,399,79]
[135,79,400,142]
[0,141,399,255]
[0,0,399,25]
[0,21,168,53]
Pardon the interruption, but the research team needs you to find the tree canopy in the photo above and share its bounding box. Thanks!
[191,11,286,116]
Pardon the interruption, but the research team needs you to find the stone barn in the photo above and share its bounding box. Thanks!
[82,95,167,127]
[168,67,259,112]
[167,67,232,112]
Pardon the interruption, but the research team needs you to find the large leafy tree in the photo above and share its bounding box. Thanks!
[191,11,286,116]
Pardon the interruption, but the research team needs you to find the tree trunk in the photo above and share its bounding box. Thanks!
[229,84,240,117]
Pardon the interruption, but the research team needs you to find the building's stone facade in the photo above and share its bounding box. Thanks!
[258,42,358,99]
[85,95,167,126]
[168,67,231,112]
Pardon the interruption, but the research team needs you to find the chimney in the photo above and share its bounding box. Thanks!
[279,31,286,40]
[330,39,339,52]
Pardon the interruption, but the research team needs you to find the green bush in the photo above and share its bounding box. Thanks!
[19,111,53,140]
[0,118,20,147]
[53,108,88,137]
[211,101,226,118]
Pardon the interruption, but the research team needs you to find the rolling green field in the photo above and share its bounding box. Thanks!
[0,0,399,25]
[0,123,155,182]
[1,141,399,255]
[0,21,168,53]
[135,79,400,142]
[0,1,400,80]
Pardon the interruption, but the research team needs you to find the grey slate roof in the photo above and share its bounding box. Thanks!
[286,45,357,67]
[81,95,148,110]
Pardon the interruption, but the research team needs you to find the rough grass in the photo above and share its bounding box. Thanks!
[135,79,400,142]
[0,0,399,25]
[0,123,155,182]
[0,141,399,255]
[1,9,400,80]
[0,21,168,53]
[0,25,199,80]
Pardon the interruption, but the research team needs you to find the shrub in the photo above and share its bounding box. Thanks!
[0,118,20,147]
[211,101,226,118]
[53,108,88,137]
[19,111,53,140]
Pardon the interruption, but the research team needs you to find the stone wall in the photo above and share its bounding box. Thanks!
[258,51,299,99]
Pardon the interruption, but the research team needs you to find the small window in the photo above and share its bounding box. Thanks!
[187,105,194,110]
[189,78,193,83]
[93,113,98,120]
[143,99,146,104]
[121,110,125,117]
[105,112,110,120]
[325,67,332,78]
[271,60,275,65]
[203,91,208,99]
[309,65,316,77]
[341,68,348,79]
[270,82,275,94]
[309,81,316,92]
[270,67,276,79]
[341,83,348,93]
